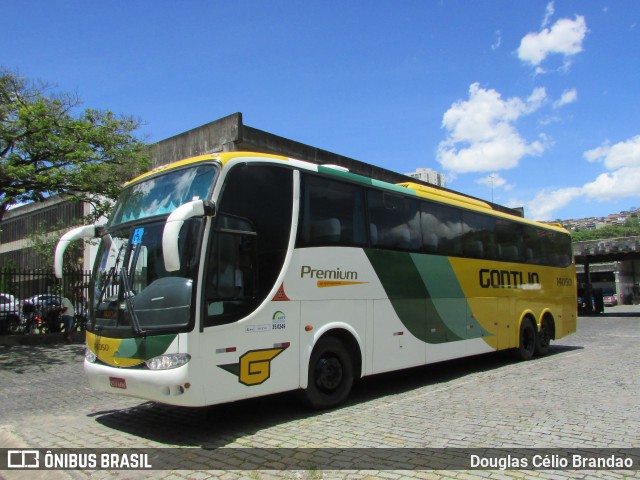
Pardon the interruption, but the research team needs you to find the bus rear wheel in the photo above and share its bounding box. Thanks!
[514,318,536,361]
[535,318,552,356]
[302,336,354,410]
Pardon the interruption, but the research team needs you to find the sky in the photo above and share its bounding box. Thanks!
[3,0,640,221]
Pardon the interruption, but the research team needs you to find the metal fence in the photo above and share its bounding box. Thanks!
[0,269,91,306]
[1,269,92,335]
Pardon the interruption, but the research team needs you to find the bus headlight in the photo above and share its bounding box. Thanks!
[145,353,191,370]
[85,348,97,363]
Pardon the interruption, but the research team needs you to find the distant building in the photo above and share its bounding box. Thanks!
[404,167,446,188]
[563,208,639,232]
[0,197,95,270]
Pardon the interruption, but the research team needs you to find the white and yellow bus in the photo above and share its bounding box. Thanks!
[55,152,576,409]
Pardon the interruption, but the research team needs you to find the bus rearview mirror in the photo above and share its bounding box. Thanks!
[163,200,216,272]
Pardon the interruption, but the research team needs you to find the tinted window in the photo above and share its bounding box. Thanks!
[496,219,524,262]
[297,174,367,247]
[369,190,421,251]
[461,211,496,259]
[421,201,463,255]
[204,165,292,326]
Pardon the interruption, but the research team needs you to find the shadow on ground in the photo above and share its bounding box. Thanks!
[0,344,85,374]
[91,344,583,448]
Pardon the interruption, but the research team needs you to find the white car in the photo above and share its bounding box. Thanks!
[0,293,22,333]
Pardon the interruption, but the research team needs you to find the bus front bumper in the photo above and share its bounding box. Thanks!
[84,360,205,407]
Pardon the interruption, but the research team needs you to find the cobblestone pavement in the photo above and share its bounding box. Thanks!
[1,307,639,479]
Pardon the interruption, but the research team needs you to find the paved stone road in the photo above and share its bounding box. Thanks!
[1,307,639,479]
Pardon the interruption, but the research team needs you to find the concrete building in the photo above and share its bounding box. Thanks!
[0,197,95,270]
[404,167,446,188]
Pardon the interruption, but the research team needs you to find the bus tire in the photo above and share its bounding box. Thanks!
[535,318,552,356]
[302,336,354,410]
[514,318,536,361]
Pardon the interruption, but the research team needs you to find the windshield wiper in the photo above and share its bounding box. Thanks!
[97,237,123,306]
[120,266,145,336]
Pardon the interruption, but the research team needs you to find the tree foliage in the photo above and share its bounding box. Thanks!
[0,68,150,224]
[26,220,86,271]
[570,217,640,241]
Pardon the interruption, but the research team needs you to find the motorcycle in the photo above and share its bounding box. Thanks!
[22,302,48,335]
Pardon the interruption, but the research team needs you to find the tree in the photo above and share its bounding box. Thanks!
[0,68,150,224]
[26,220,86,271]
[571,224,640,242]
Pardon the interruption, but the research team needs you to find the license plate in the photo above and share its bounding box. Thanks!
[109,377,127,389]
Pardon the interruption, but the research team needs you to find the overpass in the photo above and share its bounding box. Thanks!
[573,236,640,264]
[573,236,640,309]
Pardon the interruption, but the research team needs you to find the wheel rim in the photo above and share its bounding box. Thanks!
[315,355,343,393]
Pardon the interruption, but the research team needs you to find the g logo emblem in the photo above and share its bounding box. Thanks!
[238,348,285,386]
[218,346,289,386]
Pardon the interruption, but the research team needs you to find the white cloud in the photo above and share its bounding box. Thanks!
[527,135,640,219]
[583,135,640,169]
[582,167,640,201]
[476,173,507,189]
[475,173,514,197]
[491,30,502,51]
[527,187,582,220]
[437,83,547,173]
[553,88,577,108]
[542,1,555,28]
[518,15,587,68]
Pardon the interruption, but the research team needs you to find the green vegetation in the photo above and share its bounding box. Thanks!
[0,67,150,224]
[570,215,640,241]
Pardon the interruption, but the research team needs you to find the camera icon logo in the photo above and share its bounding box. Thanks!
[7,450,40,468]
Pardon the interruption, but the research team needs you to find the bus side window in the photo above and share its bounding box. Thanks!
[462,211,496,260]
[368,190,421,251]
[421,202,462,256]
[297,174,366,248]
[204,216,257,323]
[496,219,524,263]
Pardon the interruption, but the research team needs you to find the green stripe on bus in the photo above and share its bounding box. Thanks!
[410,254,491,340]
[317,166,417,196]
[365,249,462,344]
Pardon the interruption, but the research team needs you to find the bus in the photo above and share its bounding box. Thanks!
[55,152,577,409]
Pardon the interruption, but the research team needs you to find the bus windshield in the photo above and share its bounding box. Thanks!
[92,219,203,335]
[109,164,217,227]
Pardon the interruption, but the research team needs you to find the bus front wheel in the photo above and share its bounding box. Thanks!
[302,336,354,410]
[514,318,536,361]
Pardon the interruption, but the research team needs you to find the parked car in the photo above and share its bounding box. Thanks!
[603,291,618,307]
[0,293,22,334]
[23,294,63,307]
